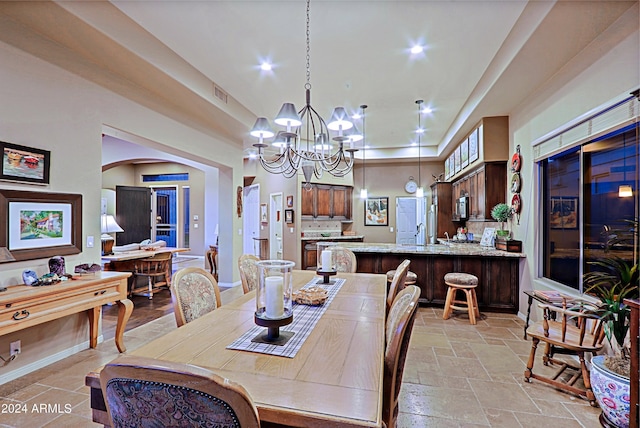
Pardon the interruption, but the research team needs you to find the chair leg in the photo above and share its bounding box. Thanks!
[524,337,539,382]
[465,289,476,325]
[443,286,454,320]
[147,276,153,300]
[472,289,480,318]
[578,351,597,406]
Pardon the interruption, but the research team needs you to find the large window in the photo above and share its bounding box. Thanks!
[541,123,638,291]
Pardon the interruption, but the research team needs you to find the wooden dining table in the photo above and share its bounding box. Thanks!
[86,270,387,427]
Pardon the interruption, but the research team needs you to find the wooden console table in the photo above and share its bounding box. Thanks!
[0,272,133,352]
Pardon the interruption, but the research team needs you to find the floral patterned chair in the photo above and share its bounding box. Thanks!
[386,259,411,315]
[331,246,357,273]
[100,355,260,428]
[238,254,260,294]
[170,267,221,327]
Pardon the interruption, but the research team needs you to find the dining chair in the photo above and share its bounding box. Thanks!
[100,355,260,428]
[332,246,357,273]
[238,254,260,294]
[132,251,172,299]
[383,285,420,428]
[386,259,411,315]
[170,267,222,327]
[524,299,605,405]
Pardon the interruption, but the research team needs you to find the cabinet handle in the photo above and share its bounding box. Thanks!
[12,310,29,320]
[94,290,107,296]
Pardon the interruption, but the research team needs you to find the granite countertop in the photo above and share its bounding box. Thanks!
[301,235,365,241]
[338,242,525,258]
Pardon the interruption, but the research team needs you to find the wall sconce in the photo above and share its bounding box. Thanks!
[618,184,633,198]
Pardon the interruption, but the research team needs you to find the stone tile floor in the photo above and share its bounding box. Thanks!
[0,263,603,427]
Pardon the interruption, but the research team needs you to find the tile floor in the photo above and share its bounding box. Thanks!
[0,261,604,427]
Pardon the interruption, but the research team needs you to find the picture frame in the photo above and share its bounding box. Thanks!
[260,203,268,224]
[550,196,578,229]
[0,141,51,185]
[0,190,82,262]
[444,155,450,179]
[285,209,294,224]
[460,138,469,168]
[286,195,293,208]
[480,227,496,247]
[454,145,461,173]
[365,196,388,226]
[468,128,479,163]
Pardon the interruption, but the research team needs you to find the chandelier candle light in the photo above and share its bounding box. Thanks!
[253,260,295,345]
[250,0,359,182]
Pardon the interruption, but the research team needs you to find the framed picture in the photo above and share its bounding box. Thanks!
[449,155,455,177]
[365,197,388,226]
[0,190,82,262]
[444,155,450,179]
[480,227,496,247]
[285,209,294,224]
[468,128,479,163]
[454,145,461,173]
[550,196,578,229]
[286,195,293,208]
[460,138,469,168]
[0,141,51,185]
[260,203,268,224]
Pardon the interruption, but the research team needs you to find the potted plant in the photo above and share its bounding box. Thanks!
[490,203,513,239]
[583,219,638,428]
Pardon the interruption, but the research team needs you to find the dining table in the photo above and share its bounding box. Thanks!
[86,269,387,427]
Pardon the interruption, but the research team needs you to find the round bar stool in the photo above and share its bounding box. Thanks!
[386,269,417,286]
[442,273,480,325]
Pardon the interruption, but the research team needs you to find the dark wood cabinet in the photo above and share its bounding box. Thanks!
[430,182,455,238]
[300,184,353,219]
[301,237,364,270]
[452,162,506,221]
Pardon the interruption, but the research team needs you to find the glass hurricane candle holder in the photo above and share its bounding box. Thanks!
[253,260,295,345]
[316,242,337,284]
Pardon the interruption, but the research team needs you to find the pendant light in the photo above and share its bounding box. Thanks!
[360,105,368,199]
[415,100,424,198]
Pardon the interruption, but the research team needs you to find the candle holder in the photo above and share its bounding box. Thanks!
[253,260,295,346]
[316,242,337,284]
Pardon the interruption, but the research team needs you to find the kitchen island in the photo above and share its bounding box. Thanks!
[340,242,524,313]
[300,234,365,270]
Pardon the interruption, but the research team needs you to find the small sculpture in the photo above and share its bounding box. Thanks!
[49,256,66,276]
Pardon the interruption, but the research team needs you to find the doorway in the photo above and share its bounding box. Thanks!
[269,192,283,259]
[396,197,427,245]
[243,184,260,255]
[152,186,178,247]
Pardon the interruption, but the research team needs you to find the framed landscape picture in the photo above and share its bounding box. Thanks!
[444,155,450,179]
[0,190,82,261]
[0,141,50,185]
[468,128,479,163]
[454,145,461,173]
[365,197,388,226]
[550,196,578,229]
[460,138,469,168]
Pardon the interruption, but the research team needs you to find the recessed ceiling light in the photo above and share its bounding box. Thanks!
[421,106,433,114]
[410,45,424,55]
[415,127,425,134]
[260,62,272,71]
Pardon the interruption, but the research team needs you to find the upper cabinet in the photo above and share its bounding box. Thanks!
[301,184,353,220]
[452,163,507,221]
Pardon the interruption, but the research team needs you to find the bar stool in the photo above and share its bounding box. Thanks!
[442,272,480,325]
[386,269,417,286]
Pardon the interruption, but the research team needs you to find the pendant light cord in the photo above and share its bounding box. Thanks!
[416,100,423,188]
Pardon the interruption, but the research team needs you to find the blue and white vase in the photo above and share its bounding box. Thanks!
[590,354,630,428]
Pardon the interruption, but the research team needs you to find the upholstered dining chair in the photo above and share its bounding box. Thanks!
[524,299,605,405]
[386,259,411,315]
[100,355,260,428]
[132,251,172,299]
[238,254,260,294]
[332,246,357,273]
[170,267,222,327]
[384,285,420,428]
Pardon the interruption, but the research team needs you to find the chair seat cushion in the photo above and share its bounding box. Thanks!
[444,272,478,286]
[386,270,417,283]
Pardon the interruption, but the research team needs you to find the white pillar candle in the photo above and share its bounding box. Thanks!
[265,276,284,318]
[321,250,332,271]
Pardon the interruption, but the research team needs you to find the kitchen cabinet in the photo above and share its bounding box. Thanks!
[300,184,353,219]
[430,182,455,239]
[301,237,364,270]
[452,162,506,221]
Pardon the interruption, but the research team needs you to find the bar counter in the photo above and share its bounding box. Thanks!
[340,242,525,313]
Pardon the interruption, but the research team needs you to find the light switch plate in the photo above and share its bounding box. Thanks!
[87,236,94,248]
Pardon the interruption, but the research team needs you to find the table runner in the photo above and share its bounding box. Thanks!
[226,276,345,358]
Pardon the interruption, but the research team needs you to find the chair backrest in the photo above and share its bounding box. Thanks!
[332,246,357,273]
[133,251,172,275]
[536,300,605,350]
[100,355,260,428]
[386,259,411,314]
[170,267,222,327]
[238,254,260,294]
[384,285,420,428]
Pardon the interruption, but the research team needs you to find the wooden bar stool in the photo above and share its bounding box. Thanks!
[443,272,480,325]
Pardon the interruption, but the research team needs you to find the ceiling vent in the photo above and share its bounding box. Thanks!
[213,84,228,104]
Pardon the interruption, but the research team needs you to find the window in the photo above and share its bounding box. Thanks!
[142,173,189,182]
[540,123,638,291]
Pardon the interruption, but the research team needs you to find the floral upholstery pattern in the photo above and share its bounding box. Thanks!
[332,247,357,273]
[238,254,260,294]
[105,378,241,428]
[173,270,220,325]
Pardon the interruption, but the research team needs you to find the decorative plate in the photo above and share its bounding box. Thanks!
[511,194,522,214]
[510,173,521,193]
[511,152,521,172]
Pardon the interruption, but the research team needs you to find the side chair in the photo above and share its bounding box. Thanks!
[132,251,172,299]
[238,254,260,294]
[384,285,420,428]
[100,355,260,428]
[332,246,357,273]
[386,259,411,315]
[170,267,221,327]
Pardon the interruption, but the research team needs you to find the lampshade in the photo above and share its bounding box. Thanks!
[274,103,302,127]
[249,117,275,139]
[618,184,633,197]
[345,123,363,143]
[327,107,353,131]
[101,214,124,235]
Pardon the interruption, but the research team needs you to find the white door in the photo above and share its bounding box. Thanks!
[269,192,283,259]
[243,184,260,255]
[396,197,417,245]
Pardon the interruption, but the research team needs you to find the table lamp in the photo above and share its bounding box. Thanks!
[101,214,124,256]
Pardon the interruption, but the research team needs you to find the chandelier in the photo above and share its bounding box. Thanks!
[250,0,359,182]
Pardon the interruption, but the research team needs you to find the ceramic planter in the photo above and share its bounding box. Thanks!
[590,355,630,428]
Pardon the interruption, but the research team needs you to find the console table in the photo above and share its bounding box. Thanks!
[0,272,132,352]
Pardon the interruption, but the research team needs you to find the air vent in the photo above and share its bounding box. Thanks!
[213,84,228,104]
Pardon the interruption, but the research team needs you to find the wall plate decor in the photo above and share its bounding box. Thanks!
[510,173,521,193]
[0,190,82,262]
[0,141,50,185]
[364,197,388,226]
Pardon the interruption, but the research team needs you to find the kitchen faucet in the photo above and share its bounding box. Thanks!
[444,232,450,243]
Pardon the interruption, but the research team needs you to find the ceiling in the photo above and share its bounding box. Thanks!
[0,1,635,162]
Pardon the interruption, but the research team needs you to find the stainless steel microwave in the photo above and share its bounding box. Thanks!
[458,196,469,220]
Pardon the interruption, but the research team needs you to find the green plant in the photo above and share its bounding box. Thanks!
[490,203,513,232]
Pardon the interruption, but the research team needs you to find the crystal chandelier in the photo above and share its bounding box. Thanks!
[250,0,359,182]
